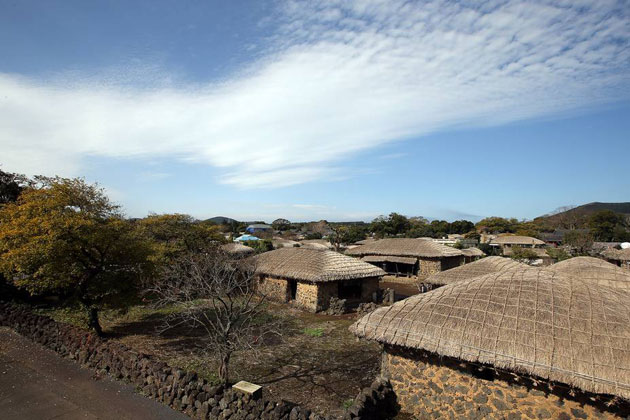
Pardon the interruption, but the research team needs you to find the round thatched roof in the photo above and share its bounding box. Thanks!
[351,268,630,400]
[299,239,333,250]
[254,248,385,282]
[221,242,255,256]
[490,235,545,246]
[346,238,463,258]
[424,256,527,286]
[547,257,630,291]
[460,247,486,257]
[602,248,630,262]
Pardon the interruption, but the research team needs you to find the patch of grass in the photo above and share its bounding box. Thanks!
[303,327,324,337]
[342,398,354,410]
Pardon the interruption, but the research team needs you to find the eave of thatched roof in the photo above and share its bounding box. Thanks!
[254,248,385,282]
[547,256,630,291]
[424,256,527,286]
[346,238,463,258]
[361,255,417,265]
[351,268,630,400]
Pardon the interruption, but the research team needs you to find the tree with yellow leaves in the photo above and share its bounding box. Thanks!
[0,177,152,335]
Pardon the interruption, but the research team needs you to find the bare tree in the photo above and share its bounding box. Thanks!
[145,248,277,385]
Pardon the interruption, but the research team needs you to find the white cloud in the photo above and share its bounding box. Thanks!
[1,0,628,187]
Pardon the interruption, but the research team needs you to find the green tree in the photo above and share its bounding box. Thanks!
[448,220,475,234]
[476,217,519,234]
[0,177,152,335]
[509,246,539,263]
[588,210,627,242]
[137,213,224,266]
[271,218,291,231]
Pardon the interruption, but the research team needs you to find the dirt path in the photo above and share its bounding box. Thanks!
[0,327,188,420]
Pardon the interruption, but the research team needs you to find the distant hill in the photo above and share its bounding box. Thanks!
[206,216,238,225]
[536,202,630,229]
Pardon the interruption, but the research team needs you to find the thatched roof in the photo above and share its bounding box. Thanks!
[300,239,333,250]
[424,256,527,286]
[490,235,545,246]
[254,248,385,282]
[351,268,630,399]
[271,238,300,249]
[460,247,485,257]
[602,248,630,262]
[346,238,463,258]
[361,255,417,265]
[503,247,551,258]
[547,257,630,291]
[221,242,255,256]
[354,238,377,245]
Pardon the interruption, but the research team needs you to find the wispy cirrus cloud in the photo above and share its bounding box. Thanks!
[1,0,628,187]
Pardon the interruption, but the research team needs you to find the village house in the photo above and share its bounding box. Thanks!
[602,247,630,271]
[489,235,545,251]
[351,268,630,418]
[245,223,273,239]
[459,246,485,263]
[220,242,255,258]
[346,238,464,278]
[254,248,385,312]
[422,256,526,290]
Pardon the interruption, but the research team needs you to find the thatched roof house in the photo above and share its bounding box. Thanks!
[548,256,630,291]
[490,235,545,247]
[221,242,255,257]
[460,246,485,263]
[424,256,526,287]
[602,248,630,270]
[299,239,333,250]
[254,248,385,312]
[346,238,464,278]
[351,269,630,418]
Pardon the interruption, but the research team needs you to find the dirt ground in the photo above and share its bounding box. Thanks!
[32,278,421,417]
[92,302,382,417]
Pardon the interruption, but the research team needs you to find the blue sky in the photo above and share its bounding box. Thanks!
[1,0,629,222]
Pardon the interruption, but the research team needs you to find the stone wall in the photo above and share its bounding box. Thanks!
[381,344,629,419]
[296,281,322,312]
[258,276,289,303]
[0,302,399,420]
[417,258,442,277]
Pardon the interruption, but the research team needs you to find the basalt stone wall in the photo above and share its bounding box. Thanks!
[417,258,442,277]
[382,344,629,419]
[258,276,290,303]
[0,302,398,420]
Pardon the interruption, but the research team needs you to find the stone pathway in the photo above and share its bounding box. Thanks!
[0,327,188,420]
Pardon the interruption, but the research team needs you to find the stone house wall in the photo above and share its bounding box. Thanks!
[0,302,400,420]
[259,276,381,313]
[381,344,628,419]
[417,258,442,277]
[257,276,289,303]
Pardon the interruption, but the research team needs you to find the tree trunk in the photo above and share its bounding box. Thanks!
[87,305,103,336]
[219,353,231,386]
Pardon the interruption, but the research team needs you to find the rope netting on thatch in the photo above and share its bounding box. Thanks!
[351,268,630,400]
[346,238,463,258]
[547,257,630,292]
[424,256,527,286]
[254,247,385,282]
